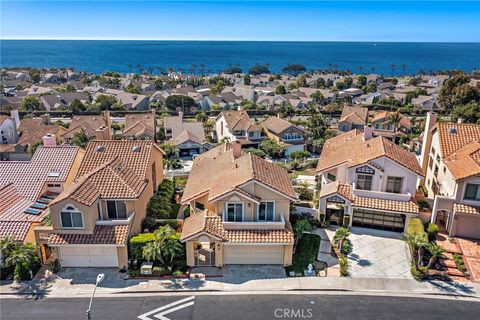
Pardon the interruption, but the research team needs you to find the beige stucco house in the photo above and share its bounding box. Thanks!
[42,140,164,268]
[316,127,423,233]
[180,141,297,267]
[421,113,480,239]
[260,116,307,156]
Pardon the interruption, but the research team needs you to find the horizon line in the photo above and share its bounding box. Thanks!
[1,38,480,44]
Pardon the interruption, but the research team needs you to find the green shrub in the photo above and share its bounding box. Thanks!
[158,219,180,230]
[146,180,177,219]
[142,216,160,232]
[153,266,169,276]
[410,264,424,281]
[453,253,467,273]
[339,256,349,277]
[407,218,425,237]
[341,239,353,255]
[417,199,429,209]
[129,233,156,260]
[172,270,184,277]
[290,150,311,160]
[426,223,439,241]
[48,259,61,273]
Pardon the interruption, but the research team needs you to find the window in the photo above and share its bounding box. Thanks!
[195,201,205,211]
[226,203,243,222]
[431,147,436,156]
[386,177,403,194]
[434,165,439,177]
[327,173,336,182]
[258,202,274,221]
[60,206,83,229]
[464,184,480,201]
[356,165,375,175]
[428,157,433,169]
[106,200,127,219]
[233,130,245,137]
[283,132,303,141]
[356,174,373,191]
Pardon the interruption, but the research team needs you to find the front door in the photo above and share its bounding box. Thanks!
[327,208,344,226]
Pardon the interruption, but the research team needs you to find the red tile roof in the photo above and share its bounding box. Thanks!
[48,225,130,245]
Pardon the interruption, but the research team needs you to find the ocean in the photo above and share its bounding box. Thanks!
[1,40,479,75]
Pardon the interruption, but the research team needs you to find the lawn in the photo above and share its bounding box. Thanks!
[287,233,321,274]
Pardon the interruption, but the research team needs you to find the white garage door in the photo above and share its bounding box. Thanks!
[59,246,118,267]
[224,245,284,265]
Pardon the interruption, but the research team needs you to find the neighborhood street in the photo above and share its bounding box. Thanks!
[1,294,479,320]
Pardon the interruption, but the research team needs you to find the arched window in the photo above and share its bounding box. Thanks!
[60,205,84,229]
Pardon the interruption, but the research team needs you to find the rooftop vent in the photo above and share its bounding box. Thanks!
[47,171,60,177]
[449,127,457,134]
[96,145,105,153]
[132,146,141,153]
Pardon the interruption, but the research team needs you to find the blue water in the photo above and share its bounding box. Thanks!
[1,40,479,75]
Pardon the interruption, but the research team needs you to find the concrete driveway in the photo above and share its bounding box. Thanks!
[347,227,412,279]
[221,265,286,284]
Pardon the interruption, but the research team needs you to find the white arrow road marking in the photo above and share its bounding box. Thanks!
[138,296,195,320]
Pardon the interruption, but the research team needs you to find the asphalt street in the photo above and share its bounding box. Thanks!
[1,294,479,320]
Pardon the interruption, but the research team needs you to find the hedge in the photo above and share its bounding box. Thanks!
[146,180,177,219]
[129,233,155,260]
[407,218,426,239]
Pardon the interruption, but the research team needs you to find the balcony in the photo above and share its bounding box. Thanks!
[96,211,135,226]
[352,183,412,202]
[221,212,286,230]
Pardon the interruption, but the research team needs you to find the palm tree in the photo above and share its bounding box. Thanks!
[402,234,428,268]
[164,158,181,178]
[401,64,407,75]
[142,241,161,262]
[71,128,92,149]
[162,238,184,270]
[370,66,376,74]
[0,236,18,261]
[5,245,35,281]
[388,112,402,143]
[390,64,396,75]
[426,243,446,269]
[333,227,350,252]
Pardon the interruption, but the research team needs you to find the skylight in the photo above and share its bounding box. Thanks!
[132,146,141,153]
[47,171,60,177]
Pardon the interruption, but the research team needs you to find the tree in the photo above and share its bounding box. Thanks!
[426,243,445,269]
[388,112,402,143]
[282,64,306,76]
[0,236,18,263]
[244,148,267,158]
[142,225,184,269]
[5,244,35,282]
[401,64,407,75]
[71,128,92,148]
[223,65,242,74]
[314,78,326,89]
[22,96,41,110]
[165,95,196,112]
[195,111,208,123]
[142,241,161,262]
[293,219,314,249]
[277,102,295,120]
[275,85,286,95]
[438,74,480,110]
[306,113,332,151]
[451,102,480,124]
[357,75,367,87]
[160,142,179,158]
[125,83,141,94]
[333,227,350,252]
[310,91,325,106]
[260,138,283,159]
[248,64,270,75]
[164,158,181,178]
[244,75,251,85]
[70,98,86,113]
[402,233,427,269]
[390,64,396,75]
[95,94,119,110]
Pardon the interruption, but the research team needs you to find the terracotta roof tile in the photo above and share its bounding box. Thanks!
[0,221,32,241]
[180,210,293,243]
[316,130,422,176]
[123,111,156,139]
[436,122,480,158]
[261,116,303,135]
[454,203,480,216]
[321,183,419,214]
[48,225,130,245]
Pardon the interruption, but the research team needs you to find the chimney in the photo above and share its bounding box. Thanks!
[420,112,437,176]
[42,133,56,146]
[41,114,51,125]
[232,140,242,159]
[103,110,112,139]
[95,125,109,140]
[457,117,464,124]
[363,125,374,141]
[10,109,20,129]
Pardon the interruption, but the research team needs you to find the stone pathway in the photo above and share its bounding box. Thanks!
[313,227,339,267]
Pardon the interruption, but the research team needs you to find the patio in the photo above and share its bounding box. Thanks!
[457,238,480,282]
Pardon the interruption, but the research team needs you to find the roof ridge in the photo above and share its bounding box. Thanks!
[105,158,145,197]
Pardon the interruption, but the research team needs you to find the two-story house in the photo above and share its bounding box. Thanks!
[180,141,297,266]
[316,127,423,233]
[370,111,412,141]
[260,116,307,156]
[43,140,164,268]
[337,105,369,133]
[215,110,264,148]
[0,110,19,145]
[421,113,480,239]
[0,139,84,249]
[122,109,157,141]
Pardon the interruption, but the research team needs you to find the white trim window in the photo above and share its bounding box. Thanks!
[226,202,243,222]
[386,177,403,194]
[106,200,127,219]
[60,205,84,229]
[258,201,275,221]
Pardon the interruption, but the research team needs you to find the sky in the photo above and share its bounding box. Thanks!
[1,1,479,42]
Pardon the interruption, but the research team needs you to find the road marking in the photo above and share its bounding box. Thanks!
[138,296,195,320]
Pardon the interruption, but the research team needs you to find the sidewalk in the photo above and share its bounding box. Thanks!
[2,274,480,299]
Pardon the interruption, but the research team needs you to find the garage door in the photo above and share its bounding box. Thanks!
[224,245,284,265]
[352,209,406,232]
[455,215,480,239]
[59,246,118,267]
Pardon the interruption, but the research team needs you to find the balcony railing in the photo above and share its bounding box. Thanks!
[221,212,285,230]
[96,211,135,226]
[352,182,412,202]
